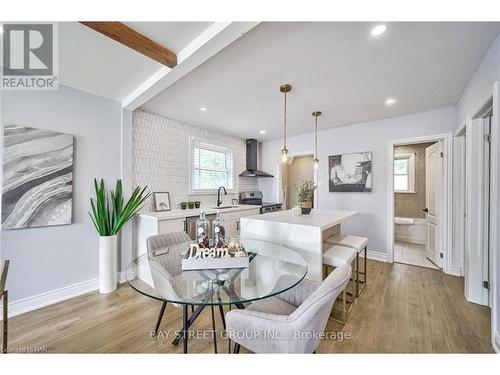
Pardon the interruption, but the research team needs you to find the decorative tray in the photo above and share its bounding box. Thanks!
[181,242,249,270]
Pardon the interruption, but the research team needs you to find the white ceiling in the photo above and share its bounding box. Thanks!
[124,22,213,53]
[58,22,214,101]
[141,22,500,140]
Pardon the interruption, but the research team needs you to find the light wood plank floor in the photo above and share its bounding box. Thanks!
[7,260,494,353]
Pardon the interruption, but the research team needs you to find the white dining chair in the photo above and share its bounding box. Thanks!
[225,264,351,353]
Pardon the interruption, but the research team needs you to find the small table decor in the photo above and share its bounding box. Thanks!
[181,240,249,270]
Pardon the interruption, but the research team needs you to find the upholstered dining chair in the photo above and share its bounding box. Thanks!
[1,260,10,354]
[146,232,226,352]
[225,264,351,354]
[146,231,193,335]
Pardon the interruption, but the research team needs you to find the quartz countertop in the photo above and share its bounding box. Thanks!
[243,209,357,230]
[138,204,260,221]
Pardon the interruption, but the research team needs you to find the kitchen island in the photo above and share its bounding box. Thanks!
[240,209,357,281]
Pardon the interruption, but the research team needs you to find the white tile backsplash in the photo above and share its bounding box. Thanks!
[133,110,258,212]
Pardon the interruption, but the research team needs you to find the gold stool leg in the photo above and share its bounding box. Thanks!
[342,288,347,324]
[2,291,7,354]
[356,253,360,297]
[329,262,356,325]
[364,247,367,287]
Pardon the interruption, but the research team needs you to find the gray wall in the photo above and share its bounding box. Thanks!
[259,107,456,255]
[1,85,122,302]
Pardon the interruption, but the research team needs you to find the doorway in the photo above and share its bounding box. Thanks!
[388,133,452,273]
[282,155,314,210]
[456,104,494,307]
[393,141,441,270]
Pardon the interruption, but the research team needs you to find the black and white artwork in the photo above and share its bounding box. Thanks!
[329,152,372,192]
[2,125,74,229]
[153,192,171,212]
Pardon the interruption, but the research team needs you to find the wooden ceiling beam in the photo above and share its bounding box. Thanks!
[80,22,177,68]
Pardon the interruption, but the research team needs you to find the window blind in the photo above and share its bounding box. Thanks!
[191,141,233,191]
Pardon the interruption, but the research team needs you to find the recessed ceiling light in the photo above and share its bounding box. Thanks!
[385,97,396,106]
[371,24,387,37]
[199,107,207,111]
[260,130,267,135]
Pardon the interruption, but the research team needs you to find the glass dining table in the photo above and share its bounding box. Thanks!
[125,238,308,353]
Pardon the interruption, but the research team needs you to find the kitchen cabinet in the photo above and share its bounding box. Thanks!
[220,208,260,238]
[136,206,260,257]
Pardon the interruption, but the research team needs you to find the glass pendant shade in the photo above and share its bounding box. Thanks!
[280,148,294,165]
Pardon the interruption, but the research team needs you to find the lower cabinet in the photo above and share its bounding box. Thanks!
[136,208,260,257]
[220,208,260,239]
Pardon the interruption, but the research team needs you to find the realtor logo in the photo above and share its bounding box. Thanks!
[2,23,58,90]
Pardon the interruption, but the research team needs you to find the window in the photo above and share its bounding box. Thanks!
[394,153,415,193]
[191,140,233,193]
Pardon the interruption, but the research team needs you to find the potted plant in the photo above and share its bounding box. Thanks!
[188,201,195,209]
[296,180,317,214]
[194,200,201,208]
[180,201,187,210]
[89,179,150,294]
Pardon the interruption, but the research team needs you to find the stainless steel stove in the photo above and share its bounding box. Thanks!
[238,191,282,214]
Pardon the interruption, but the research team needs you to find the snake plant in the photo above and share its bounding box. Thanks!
[89,179,151,236]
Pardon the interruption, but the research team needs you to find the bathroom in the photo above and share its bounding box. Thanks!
[393,141,440,269]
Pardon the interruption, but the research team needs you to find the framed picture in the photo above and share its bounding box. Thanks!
[153,192,171,211]
[2,125,74,229]
[329,151,372,192]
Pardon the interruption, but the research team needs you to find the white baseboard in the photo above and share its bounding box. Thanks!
[448,265,464,277]
[493,332,500,353]
[0,271,127,320]
[367,250,388,263]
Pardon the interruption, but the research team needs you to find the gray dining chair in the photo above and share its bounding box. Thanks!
[146,232,225,353]
[146,231,193,335]
[1,260,10,354]
[225,264,351,354]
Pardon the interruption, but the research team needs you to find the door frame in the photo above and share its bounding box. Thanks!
[387,133,453,275]
[276,150,318,209]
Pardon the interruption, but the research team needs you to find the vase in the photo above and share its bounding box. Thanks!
[99,235,117,294]
[300,201,312,214]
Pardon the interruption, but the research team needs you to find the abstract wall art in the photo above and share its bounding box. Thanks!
[329,151,372,192]
[2,125,74,229]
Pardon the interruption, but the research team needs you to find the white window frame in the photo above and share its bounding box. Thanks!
[189,138,234,195]
[394,153,416,193]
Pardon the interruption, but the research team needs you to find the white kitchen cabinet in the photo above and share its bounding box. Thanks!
[136,216,186,257]
[136,206,260,257]
[221,208,260,238]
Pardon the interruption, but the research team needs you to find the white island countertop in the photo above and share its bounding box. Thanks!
[245,209,357,230]
[138,204,259,221]
[240,209,358,281]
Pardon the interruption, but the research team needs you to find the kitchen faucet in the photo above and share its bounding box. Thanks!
[217,186,227,207]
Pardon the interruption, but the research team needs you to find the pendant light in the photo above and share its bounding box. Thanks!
[279,84,294,165]
[312,111,321,170]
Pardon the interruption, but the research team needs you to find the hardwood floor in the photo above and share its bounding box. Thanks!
[7,260,494,353]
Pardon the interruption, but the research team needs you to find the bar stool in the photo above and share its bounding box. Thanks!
[322,245,357,324]
[325,235,367,297]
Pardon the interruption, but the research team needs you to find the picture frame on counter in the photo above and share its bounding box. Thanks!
[153,192,171,211]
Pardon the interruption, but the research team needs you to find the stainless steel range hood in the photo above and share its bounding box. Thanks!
[239,139,273,178]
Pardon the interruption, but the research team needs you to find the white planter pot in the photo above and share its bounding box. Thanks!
[99,235,117,294]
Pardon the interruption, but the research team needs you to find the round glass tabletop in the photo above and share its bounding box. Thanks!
[126,238,308,306]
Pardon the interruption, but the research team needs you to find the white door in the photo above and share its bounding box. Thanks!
[424,142,443,268]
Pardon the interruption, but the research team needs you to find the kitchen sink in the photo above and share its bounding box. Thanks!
[213,205,239,209]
